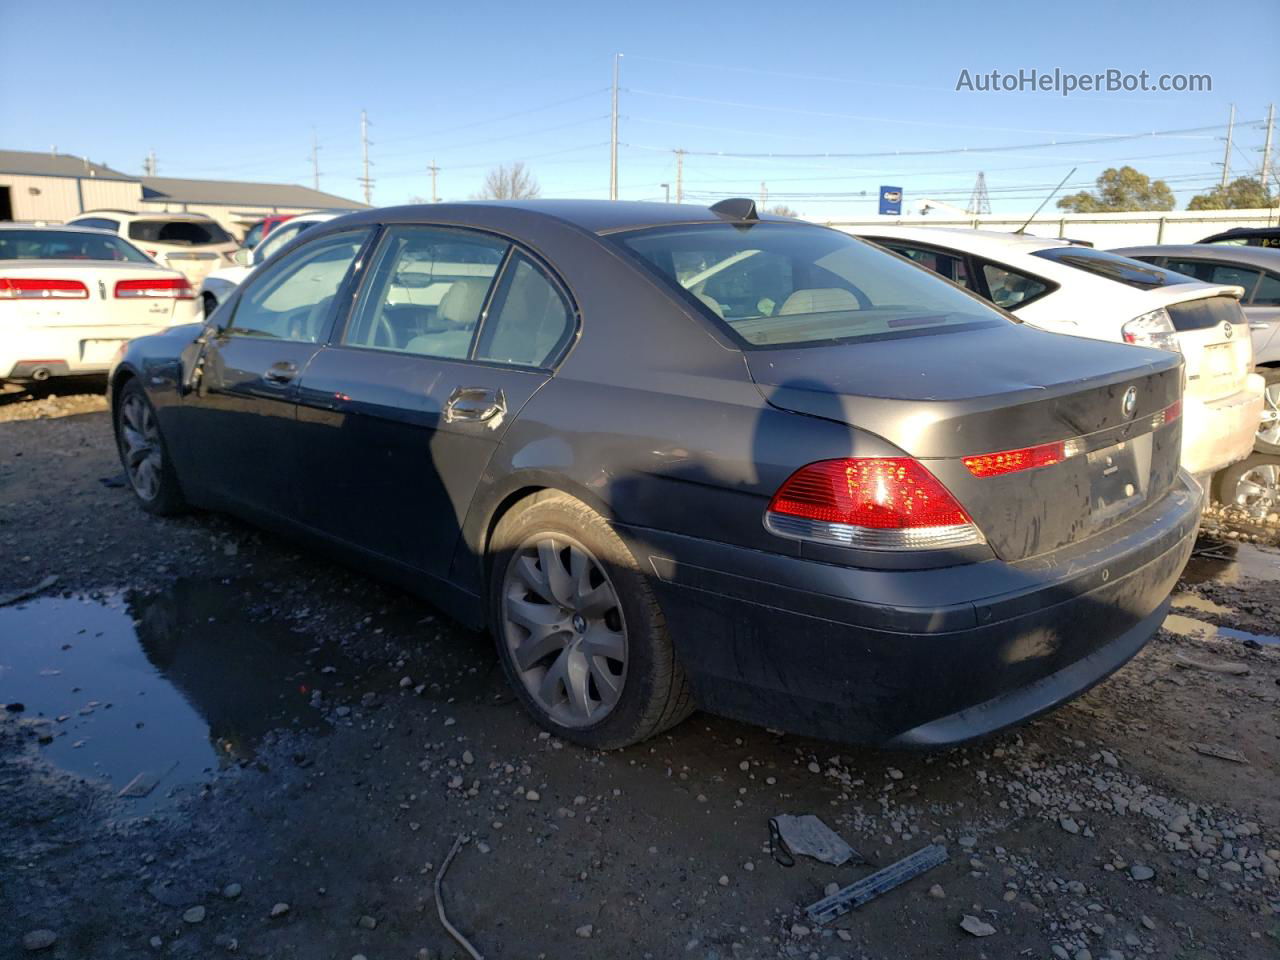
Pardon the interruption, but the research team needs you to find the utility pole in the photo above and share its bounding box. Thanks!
[674,148,685,203]
[1261,103,1276,194]
[660,183,670,203]
[760,181,768,207]
[359,109,374,205]
[143,149,156,177]
[1220,103,1235,189]
[310,129,321,191]
[609,53,621,200]
[428,160,440,202]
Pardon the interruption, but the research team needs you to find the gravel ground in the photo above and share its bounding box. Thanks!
[2,383,1278,960]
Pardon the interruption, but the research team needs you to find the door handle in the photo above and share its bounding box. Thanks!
[445,386,506,424]
[264,361,298,384]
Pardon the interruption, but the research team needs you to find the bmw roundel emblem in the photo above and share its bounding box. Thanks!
[1223,321,1233,339]
[1122,386,1138,418]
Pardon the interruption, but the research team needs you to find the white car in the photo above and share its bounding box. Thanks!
[199,212,341,316]
[0,224,200,384]
[66,210,238,290]
[851,226,1264,482]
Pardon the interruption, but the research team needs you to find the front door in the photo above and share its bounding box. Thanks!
[180,228,374,519]
[293,225,576,579]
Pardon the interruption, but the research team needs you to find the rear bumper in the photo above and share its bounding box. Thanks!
[1181,374,1265,475]
[0,315,198,380]
[617,473,1202,746]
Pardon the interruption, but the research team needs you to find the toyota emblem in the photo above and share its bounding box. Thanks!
[1223,321,1233,339]
[1122,386,1138,418]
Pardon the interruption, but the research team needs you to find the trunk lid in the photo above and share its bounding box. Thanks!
[1158,292,1252,403]
[746,323,1184,561]
[3,261,189,327]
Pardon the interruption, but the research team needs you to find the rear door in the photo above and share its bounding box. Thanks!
[293,224,576,577]
[179,228,375,518]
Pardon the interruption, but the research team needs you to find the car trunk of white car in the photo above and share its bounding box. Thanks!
[1162,293,1253,403]
[2,261,193,329]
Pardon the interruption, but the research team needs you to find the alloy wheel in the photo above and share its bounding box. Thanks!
[118,394,163,502]
[1259,381,1280,447]
[1230,462,1280,520]
[501,535,628,728]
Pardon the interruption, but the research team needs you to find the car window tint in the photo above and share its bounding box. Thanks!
[344,226,507,359]
[1253,271,1280,306]
[229,230,371,342]
[1031,246,1193,289]
[243,221,265,249]
[879,242,973,289]
[0,229,151,262]
[254,222,306,264]
[1161,259,1262,297]
[982,263,1049,309]
[128,219,233,245]
[474,255,573,367]
[71,217,120,232]
[615,223,1003,348]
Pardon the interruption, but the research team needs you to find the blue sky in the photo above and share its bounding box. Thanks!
[2,0,1276,218]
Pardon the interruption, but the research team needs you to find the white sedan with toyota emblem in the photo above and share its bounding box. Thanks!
[0,224,200,385]
[850,226,1265,484]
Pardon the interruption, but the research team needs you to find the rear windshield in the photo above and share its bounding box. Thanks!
[0,229,152,263]
[1031,246,1195,289]
[613,222,1003,348]
[127,219,232,245]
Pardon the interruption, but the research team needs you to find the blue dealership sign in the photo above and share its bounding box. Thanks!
[879,186,903,215]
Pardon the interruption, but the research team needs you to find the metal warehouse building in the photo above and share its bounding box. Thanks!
[0,149,368,240]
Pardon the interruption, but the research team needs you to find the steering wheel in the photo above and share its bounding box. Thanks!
[375,313,397,348]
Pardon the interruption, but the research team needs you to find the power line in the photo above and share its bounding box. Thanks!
[374,88,610,148]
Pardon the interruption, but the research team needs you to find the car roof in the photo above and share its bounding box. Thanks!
[330,199,800,236]
[0,222,117,235]
[1110,244,1280,268]
[845,224,1073,255]
[74,209,219,222]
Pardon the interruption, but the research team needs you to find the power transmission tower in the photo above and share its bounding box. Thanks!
[609,53,621,201]
[1261,103,1276,193]
[143,149,156,176]
[358,110,374,205]
[966,171,991,215]
[674,149,685,203]
[1220,103,1235,188]
[428,160,440,202]
[310,129,321,191]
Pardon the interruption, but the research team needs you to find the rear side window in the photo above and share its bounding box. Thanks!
[128,219,232,245]
[876,241,973,289]
[474,255,574,367]
[1031,246,1194,289]
[344,226,508,359]
[614,222,1002,348]
[981,263,1049,310]
[1161,259,1262,298]
[71,217,120,232]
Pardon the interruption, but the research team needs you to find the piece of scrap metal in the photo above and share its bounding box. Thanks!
[804,844,948,925]
[769,814,864,867]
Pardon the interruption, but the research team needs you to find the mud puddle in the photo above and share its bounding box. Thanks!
[0,580,335,810]
[1179,539,1280,585]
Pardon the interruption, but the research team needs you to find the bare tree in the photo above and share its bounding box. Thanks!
[768,204,801,218]
[473,162,541,200]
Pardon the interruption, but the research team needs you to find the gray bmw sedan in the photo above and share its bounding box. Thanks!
[109,199,1200,749]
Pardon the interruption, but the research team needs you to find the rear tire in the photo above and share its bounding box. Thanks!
[487,491,694,749]
[114,379,187,516]
[1254,367,1280,455]
[1213,453,1280,520]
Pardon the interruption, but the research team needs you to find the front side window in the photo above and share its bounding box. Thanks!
[253,221,313,265]
[0,229,151,262]
[1161,259,1262,298]
[228,229,372,342]
[474,254,574,367]
[1252,271,1280,306]
[877,241,973,290]
[128,219,233,245]
[614,222,1002,348]
[1031,246,1195,290]
[982,262,1049,310]
[344,226,507,359]
[242,221,265,249]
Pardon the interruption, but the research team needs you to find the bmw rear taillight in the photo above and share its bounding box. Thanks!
[115,277,195,300]
[765,457,984,550]
[0,278,89,300]
[964,439,1083,478]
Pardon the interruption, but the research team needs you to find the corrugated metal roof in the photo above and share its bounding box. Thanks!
[0,149,137,181]
[141,176,369,210]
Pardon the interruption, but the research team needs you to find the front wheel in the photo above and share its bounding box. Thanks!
[488,491,694,749]
[114,379,187,515]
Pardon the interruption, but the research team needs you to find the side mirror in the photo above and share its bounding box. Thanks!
[232,247,252,267]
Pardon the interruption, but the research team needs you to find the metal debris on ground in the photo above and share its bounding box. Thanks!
[435,834,484,960]
[0,574,59,608]
[804,844,949,926]
[769,814,864,867]
[1190,742,1250,764]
